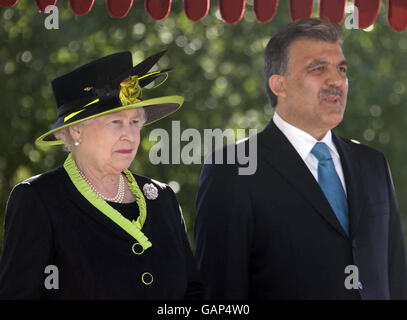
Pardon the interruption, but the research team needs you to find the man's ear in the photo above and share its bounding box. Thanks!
[268,74,287,99]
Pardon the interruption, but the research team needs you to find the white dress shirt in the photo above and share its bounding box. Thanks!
[273,112,347,195]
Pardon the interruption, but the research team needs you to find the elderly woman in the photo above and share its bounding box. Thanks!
[0,51,202,299]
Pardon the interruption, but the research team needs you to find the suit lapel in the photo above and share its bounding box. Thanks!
[259,121,349,239]
[332,134,364,239]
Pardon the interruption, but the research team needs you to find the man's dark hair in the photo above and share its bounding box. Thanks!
[264,18,344,107]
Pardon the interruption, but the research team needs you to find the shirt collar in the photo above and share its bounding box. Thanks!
[272,111,340,161]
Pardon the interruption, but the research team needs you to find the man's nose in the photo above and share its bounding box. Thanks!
[325,67,346,87]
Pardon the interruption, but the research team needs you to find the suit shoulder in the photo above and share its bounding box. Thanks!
[130,173,181,221]
[130,172,175,198]
[12,166,64,193]
[6,167,65,215]
[338,136,386,160]
[202,131,259,176]
[201,145,241,180]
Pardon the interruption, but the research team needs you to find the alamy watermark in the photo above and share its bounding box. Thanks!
[344,265,361,290]
[43,5,59,30]
[344,2,374,31]
[44,265,59,290]
[148,121,258,175]
[344,2,359,30]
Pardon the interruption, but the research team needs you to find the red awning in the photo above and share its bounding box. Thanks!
[1,0,406,32]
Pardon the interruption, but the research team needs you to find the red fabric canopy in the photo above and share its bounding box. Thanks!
[0,0,406,32]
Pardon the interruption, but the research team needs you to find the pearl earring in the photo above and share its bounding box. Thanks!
[74,141,80,146]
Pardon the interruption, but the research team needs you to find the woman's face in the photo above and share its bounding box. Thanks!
[72,108,143,174]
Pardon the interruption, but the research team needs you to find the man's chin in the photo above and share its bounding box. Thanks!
[323,113,344,129]
[320,100,345,114]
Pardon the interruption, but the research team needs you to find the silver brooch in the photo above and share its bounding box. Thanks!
[143,183,158,200]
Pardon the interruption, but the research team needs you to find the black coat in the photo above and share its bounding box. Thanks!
[194,120,407,299]
[0,166,202,299]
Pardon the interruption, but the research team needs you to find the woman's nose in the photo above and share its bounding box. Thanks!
[120,122,139,141]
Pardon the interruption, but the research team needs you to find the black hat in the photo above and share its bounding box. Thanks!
[35,50,183,146]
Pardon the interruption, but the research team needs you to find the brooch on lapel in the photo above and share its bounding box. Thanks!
[143,183,158,200]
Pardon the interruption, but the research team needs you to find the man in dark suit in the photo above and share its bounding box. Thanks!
[194,18,407,299]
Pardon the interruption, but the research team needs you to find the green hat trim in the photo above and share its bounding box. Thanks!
[35,95,183,147]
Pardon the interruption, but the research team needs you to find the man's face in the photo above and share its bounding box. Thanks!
[275,39,348,138]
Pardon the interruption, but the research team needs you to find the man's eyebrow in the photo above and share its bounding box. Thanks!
[306,59,348,69]
[338,60,348,66]
[306,60,328,69]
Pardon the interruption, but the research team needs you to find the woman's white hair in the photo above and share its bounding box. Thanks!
[53,108,146,152]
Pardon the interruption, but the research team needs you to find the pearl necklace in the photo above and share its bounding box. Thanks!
[78,170,125,203]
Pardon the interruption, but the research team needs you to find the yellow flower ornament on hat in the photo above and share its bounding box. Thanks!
[119,75,142,106]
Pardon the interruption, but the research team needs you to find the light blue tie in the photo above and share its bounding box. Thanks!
[311,142,349,236]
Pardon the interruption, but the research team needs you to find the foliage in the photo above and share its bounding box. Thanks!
[0,0,406,252]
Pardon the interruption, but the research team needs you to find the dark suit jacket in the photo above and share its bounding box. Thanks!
[195,120,407,299]
[0,166,202,299]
